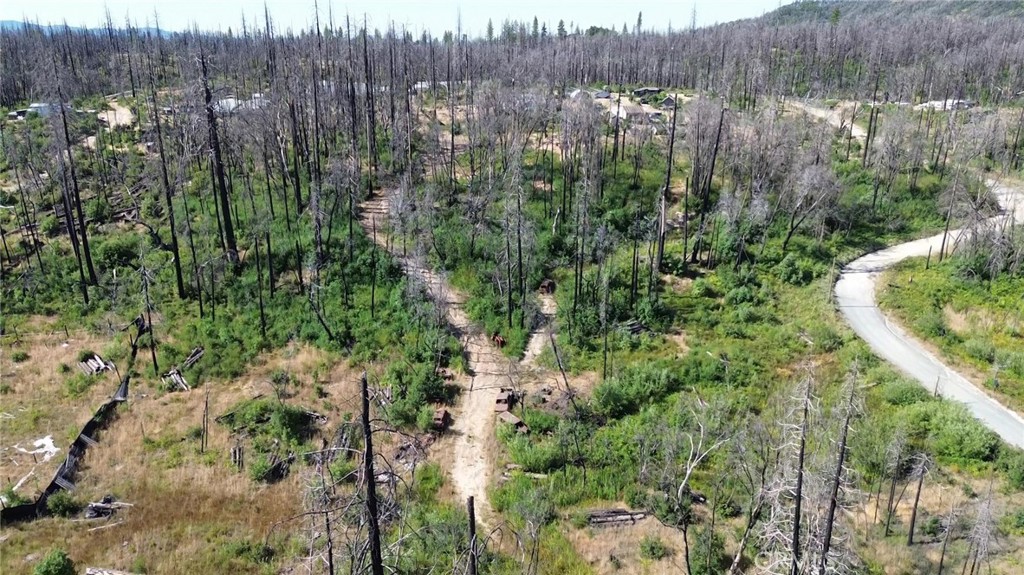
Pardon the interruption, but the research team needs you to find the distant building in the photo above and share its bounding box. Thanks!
[660,96,677,109]
[913,98,976,112]
[632,86,661,98]
[27,102,61,117]
[215,93,269,115]
[608,102,646,123]
[568,88,592,100]
[593,90,611,99]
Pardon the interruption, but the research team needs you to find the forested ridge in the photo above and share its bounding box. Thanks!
[2,1,1024,573]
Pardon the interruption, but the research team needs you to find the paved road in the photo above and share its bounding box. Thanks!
[835,180,1024,449]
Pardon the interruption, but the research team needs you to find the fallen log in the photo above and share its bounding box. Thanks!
[586,508,648,527]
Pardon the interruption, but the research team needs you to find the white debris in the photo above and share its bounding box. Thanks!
[13,469,34,491]
[14,435,60,461]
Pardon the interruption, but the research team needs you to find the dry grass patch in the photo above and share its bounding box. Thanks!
[0,332,369,574]
[567,516,686,574]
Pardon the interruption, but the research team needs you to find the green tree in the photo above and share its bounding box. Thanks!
[486,19,494,42]
[34,549,75,575]
[532,16,539,40]
[557,19,567,38]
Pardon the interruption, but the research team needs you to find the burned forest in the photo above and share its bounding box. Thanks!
[2,1,1024,573]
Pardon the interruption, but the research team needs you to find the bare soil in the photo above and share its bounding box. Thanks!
[99,99,136,129]
[359,192,511,525]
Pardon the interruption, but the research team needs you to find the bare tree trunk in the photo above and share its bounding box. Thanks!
[148,54,185,299]
[791,384,810,575]
[200,46,238,262]
[906,458,928,546]
[361,373,385,575]
[656,96,678,273]
[467,496,478,575]
[54,55,97,285]
[819,384,855,574]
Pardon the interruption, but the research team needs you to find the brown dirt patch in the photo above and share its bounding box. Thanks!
[567,516,687,574]
[99,100,136,129]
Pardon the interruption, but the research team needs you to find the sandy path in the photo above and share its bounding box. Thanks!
[835,179,1024,449]
[99,99,136,129]
[521,293,556,367]
[786,99,867,139]
[359,193,514,525]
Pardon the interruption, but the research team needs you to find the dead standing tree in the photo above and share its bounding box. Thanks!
[198,43,238,264]
[686,97,728,264]
[644,401,728,575]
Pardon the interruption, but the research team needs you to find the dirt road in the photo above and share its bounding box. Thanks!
[359,193,515,524]
[786,99,867,139]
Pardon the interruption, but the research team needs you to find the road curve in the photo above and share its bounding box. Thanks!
[835,180,1024,449]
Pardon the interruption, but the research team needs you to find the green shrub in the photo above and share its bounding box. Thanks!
[40,215,61,237]
[248,454,272,482]
[775,253,821,286]
[11,350,29,362]
[808,324,844,353]
[593,365,680,418]
[724,286,758,305]
[220,540,274,565]
[384,362,455,427]
[1007,508,1024,535]
[95,233,140,271]
[964,338,996,363]
[1002,450,1024,491]
[880,380,932,406]
[413,462,444,501]
[915,309,948,338]
[63,373,95,398]
[639,535,671,560]
[327,457,357,483]
[2,484,32,506]
[570,511,589,529]
[903,402,1000,464]
[415,404,436,432]
[46,491,82,517]
[921,516,942,537]
[690,526,726,574]
[33,549,75,575]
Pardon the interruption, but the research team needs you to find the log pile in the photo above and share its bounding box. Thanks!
[619,319,649,336]
[78,353,114,376]
[161,347,206,391]
[586,508,648,527]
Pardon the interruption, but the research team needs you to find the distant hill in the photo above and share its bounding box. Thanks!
[0,20,172,37]
[767,0,1024,23]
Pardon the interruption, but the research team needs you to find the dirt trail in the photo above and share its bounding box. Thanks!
[359,193,515,525]
[786,99,867,139]
[99,98,136,129]
[521,293,556,367]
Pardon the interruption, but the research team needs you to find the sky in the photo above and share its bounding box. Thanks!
[1,0,789,36]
